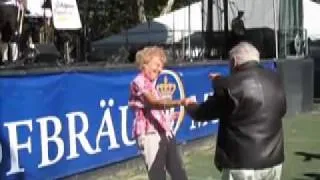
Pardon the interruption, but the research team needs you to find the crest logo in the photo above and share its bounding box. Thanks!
[156,76,176,99]
[156,69,185,134]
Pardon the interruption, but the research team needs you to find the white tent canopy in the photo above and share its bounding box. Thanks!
[304,0,320,41]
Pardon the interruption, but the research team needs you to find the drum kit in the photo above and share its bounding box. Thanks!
[18,0,80,64]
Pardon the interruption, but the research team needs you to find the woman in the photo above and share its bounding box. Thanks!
[129,46,188,180]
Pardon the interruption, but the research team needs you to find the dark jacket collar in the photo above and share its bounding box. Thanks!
[233,61,260,72]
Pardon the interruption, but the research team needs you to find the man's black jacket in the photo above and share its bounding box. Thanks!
[188,61,286,169]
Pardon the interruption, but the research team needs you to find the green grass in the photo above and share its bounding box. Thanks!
[282,113,320,180]
[98,111,320,180]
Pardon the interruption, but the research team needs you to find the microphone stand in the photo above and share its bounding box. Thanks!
[82,0,90,63]
[42,0,52,43]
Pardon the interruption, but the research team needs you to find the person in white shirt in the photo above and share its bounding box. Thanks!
[0,0,20,65]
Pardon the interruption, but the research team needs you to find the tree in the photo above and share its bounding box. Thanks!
[137,0,147,22]
[77,0,200,40]
[161,0,175,15]
[78,0,138,40]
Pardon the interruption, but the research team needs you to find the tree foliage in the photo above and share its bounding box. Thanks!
[77,0,200,41]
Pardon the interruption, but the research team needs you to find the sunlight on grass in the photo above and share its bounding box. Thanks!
[100,111,320,180]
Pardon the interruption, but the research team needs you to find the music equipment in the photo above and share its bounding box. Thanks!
[33,43,60,63]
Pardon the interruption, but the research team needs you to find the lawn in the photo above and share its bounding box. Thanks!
[79,111,320,180]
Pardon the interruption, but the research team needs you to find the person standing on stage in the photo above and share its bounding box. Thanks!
[183,42,286,180]
[231,11,246,48]
[128,46,189,180]
[0,0,21,65]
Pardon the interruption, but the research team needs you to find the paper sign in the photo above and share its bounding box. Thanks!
[51,0,82,30]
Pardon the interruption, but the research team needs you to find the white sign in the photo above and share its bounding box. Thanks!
[51,0,82,30]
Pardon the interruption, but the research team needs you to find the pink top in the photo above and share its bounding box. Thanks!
[129,73,172,137]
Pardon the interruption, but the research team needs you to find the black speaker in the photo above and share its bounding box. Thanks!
[34,43,61,63]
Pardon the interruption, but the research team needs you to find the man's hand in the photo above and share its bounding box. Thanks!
[209,73,221,80]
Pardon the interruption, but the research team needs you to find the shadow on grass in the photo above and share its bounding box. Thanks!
[292,173,320,180]
[295,152,320,161]
[304,173,320,180]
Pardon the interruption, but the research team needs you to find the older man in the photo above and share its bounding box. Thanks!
[184,42,286,180]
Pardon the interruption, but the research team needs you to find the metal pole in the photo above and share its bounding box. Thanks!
[223,0,229,58]
[305,29,309,56]
[173,8,177,61]
[201,0,204,37]
[217,0,222,31]
[201,0,204,59]
[273,0,279,59]
[83,0,89,62]
[188,0,192,61]
[205,0,213,58]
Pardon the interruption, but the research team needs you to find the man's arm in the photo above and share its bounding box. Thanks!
[185,87,234,122]
[185,95,221,122]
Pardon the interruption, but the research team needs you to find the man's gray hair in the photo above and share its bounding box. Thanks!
[229,42,260,65]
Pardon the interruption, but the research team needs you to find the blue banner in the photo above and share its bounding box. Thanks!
[0,61,275,179]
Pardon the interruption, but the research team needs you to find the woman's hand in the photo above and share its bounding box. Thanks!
[181,97,197,106]
[166,131,174,139]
